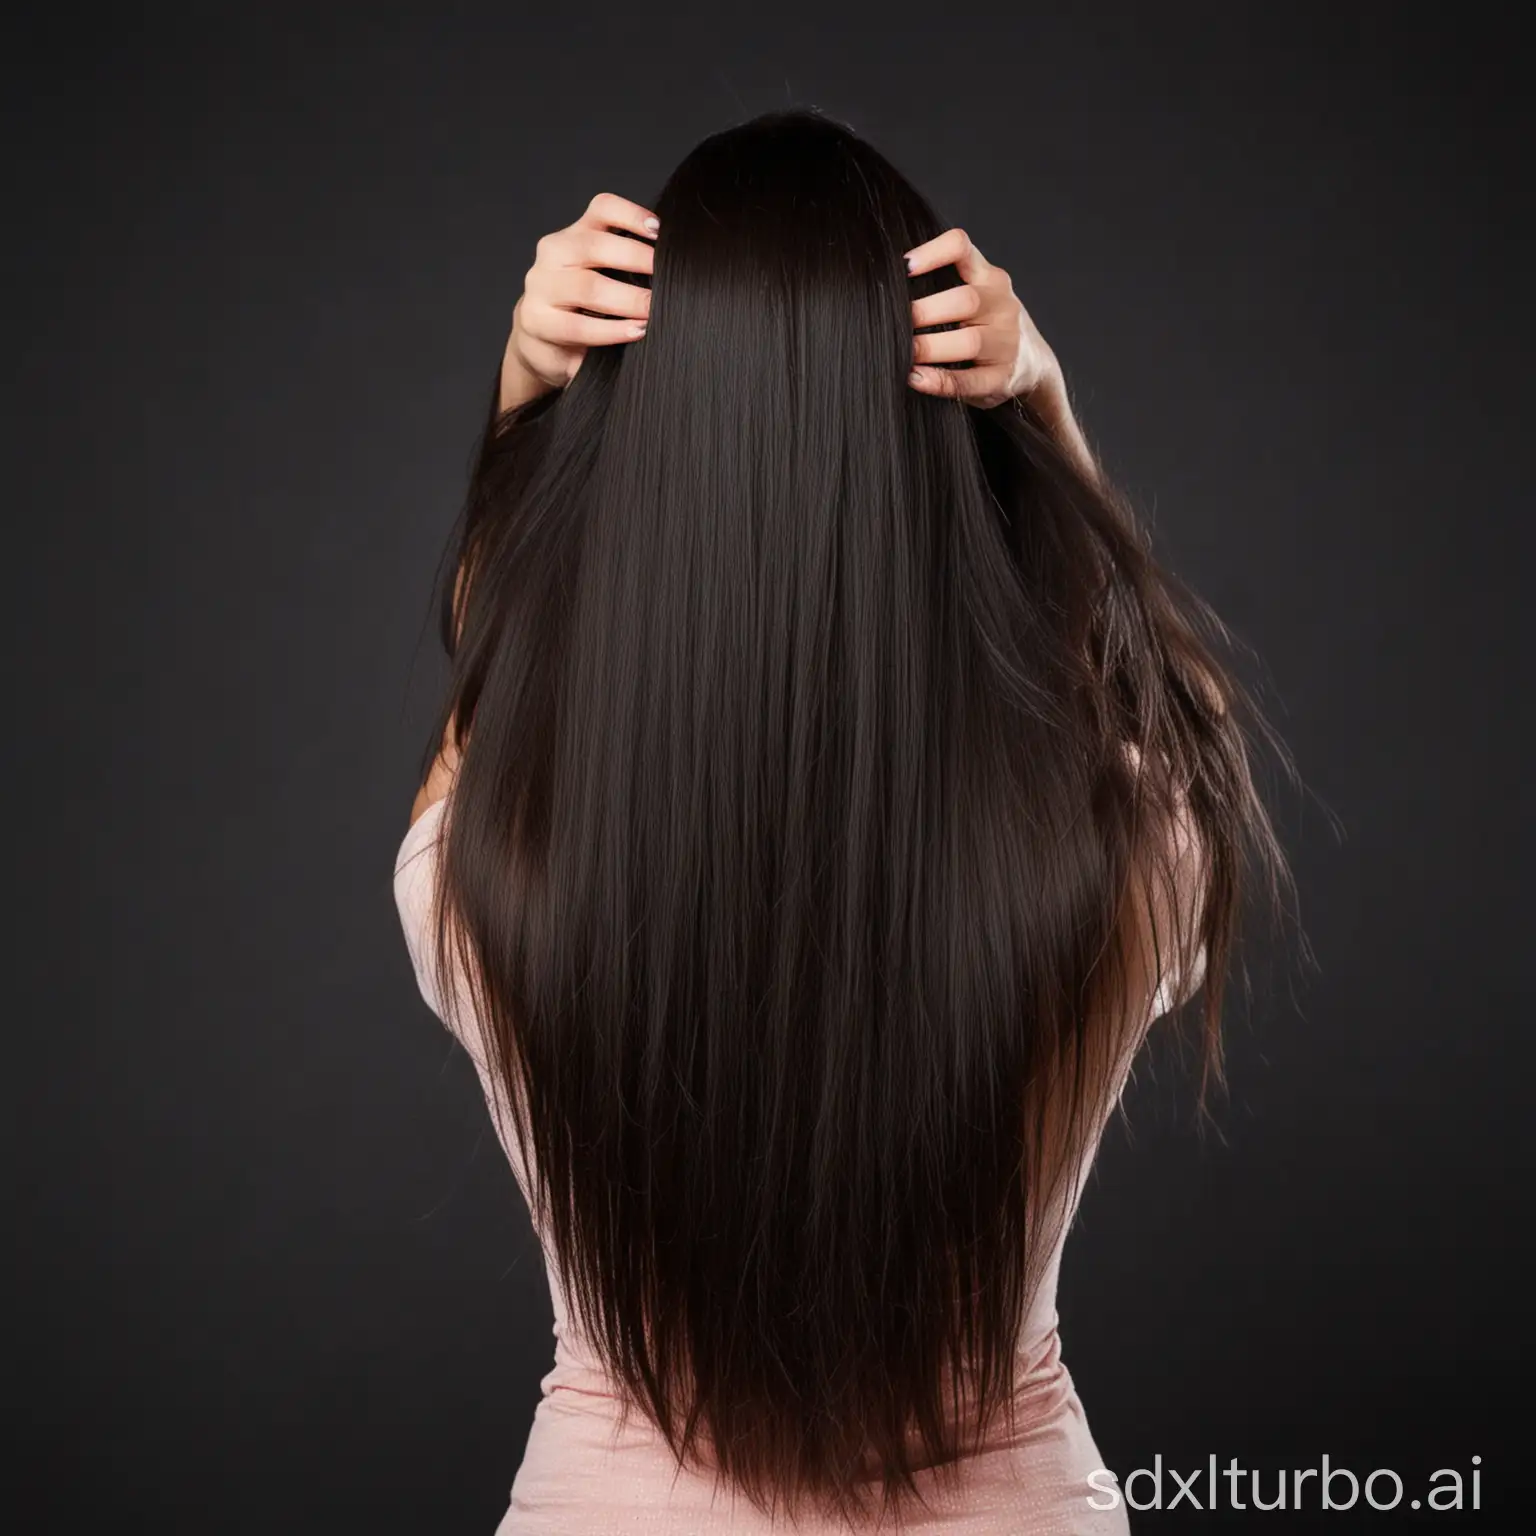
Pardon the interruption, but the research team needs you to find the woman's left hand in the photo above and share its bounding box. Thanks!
[904,228,1061,411]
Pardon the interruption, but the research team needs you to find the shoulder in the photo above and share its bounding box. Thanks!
[408,713,463,831]
[406,554,476,830]
[1116,741,1212,1024]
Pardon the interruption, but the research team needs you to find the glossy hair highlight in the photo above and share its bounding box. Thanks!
[419,108,1291,1527]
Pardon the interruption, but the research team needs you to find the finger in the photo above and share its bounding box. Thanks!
[904,227,990,284]
[575,227,656,276]
[535,225,653,281]
[907,364,965,398]
[913,326,986,366]
[911,283,983,329]
[908,362,1013,400]
[530,309,648,348]
[578,191,661,239]
[532,266,652,321]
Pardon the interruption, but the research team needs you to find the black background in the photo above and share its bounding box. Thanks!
[7,2,1531,1530]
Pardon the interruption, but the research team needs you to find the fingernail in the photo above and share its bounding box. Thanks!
[904,253,916,272]
[909,369,924,385]
[630,322,647,337]
[643,217,659,233]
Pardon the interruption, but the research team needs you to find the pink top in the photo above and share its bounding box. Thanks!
[393,794,1180,1533]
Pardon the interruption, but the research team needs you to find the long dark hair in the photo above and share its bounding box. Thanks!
[419,108,1291,1527]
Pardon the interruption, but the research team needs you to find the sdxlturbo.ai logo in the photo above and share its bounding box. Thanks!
[1086,1455,1483,1514]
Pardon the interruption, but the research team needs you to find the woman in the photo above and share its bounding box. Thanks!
[393,109,1288,1533]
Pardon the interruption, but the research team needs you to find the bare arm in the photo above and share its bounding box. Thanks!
[498,328,559,415]
[414,195,662,830]
[1115,740,1213,1030]
[408,722,461,830]
[1024,367,1102,487]
[497,192,658,416]
[902,227,1102,485]
[407,560,468,830]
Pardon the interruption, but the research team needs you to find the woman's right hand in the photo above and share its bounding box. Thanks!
[500,193,659,412]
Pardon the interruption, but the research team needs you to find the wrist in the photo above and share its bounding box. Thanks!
[1025,350,1068,422]
[499,332,556,415]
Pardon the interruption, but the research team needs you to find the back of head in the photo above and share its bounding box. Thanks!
[425,108,1286,1527]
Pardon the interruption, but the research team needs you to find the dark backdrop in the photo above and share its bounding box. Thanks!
[7,3,1531,1531]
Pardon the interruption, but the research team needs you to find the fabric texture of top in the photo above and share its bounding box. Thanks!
[392,792,1186,1533]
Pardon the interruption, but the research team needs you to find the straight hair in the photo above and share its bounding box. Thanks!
[418,108,1292,1528]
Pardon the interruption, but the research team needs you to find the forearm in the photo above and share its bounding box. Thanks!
[498,329,557,415]
[1031,367,1101,489]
